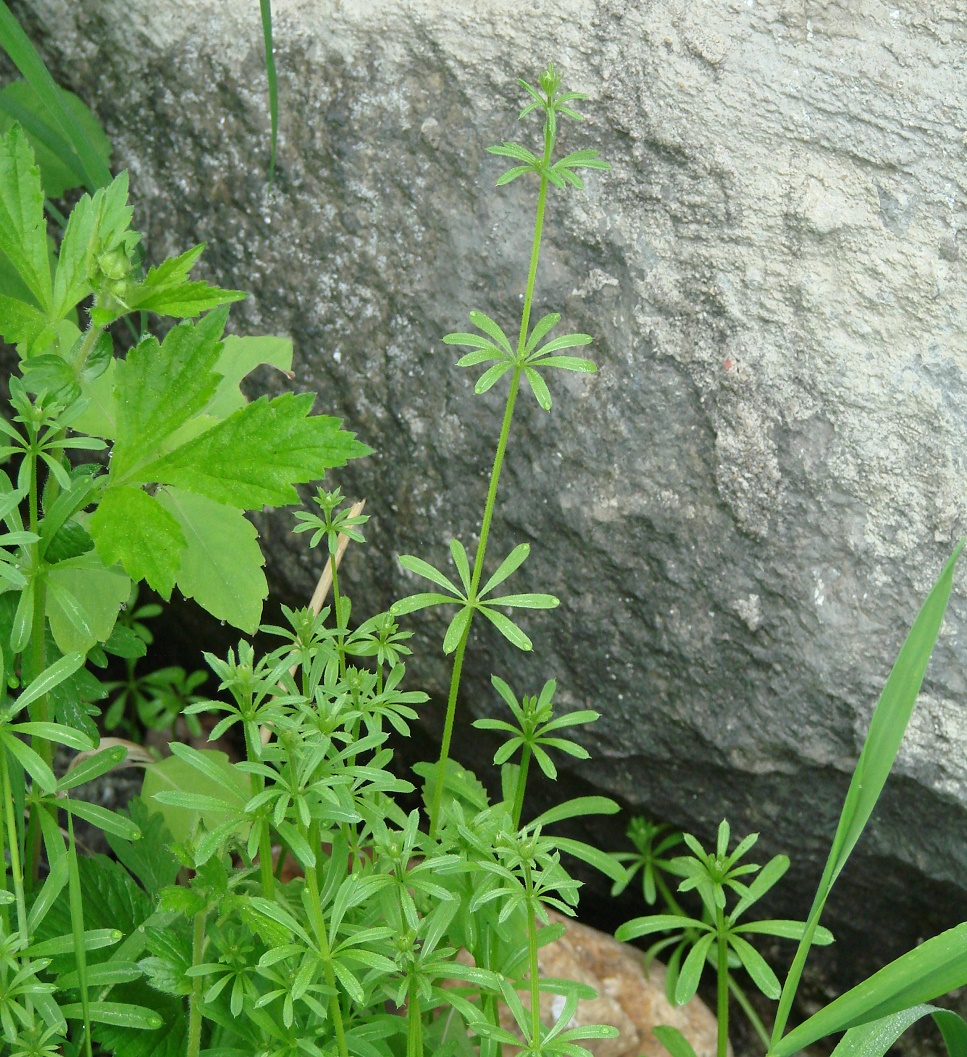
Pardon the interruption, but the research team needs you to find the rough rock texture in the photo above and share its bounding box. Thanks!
[10,0,967,984]
[496,911,722,1057]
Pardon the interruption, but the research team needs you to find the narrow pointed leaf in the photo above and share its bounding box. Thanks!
[475,362,513,394]
[480,543,530,598]
[477,606,532,650]
[524,366,552,410]
[525,313,561,354]
[398,554,460,594]
[442,605,472,655]
[468,310,513,354]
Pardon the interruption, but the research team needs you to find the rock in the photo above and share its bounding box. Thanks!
[497,911,721,1057]
[9,0,967,985]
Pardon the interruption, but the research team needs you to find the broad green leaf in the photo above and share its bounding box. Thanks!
[653,1026,700,1057]
[0,292,51,347]
[0,79,111,197]
[0,122,51,310]
[46,550,130,653]
[0,7,112,192]
[52,189,97,317]
[934,1009,967,1057]
[89,486,186,599]
[771,923,967,1057]
[157,487,266,632]
[111,309,228,478]
[204,334,294,419]
[106,800,180,897]
[141,747,250,844]
[73,356,116,438]
[828,1006,936,1057]
[136,392,372,508]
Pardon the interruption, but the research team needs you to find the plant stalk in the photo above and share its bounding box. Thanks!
[407,975,424,1057]
[186,908,208,1057]
[524,862,542,1054]
[715,909,730,1057]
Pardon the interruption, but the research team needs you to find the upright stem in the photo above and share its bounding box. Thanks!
[0,746,28,948]
[429,120,552,832]
[523,864,542,1054]
[243,718,274,899]
[303,821,349,1057]
[406,975,424,1057]
[715,909,730,1057]
[511,746,532,831]
[186,909,208,1057]
[330,553,346,679]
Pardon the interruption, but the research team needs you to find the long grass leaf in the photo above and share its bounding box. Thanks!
[772,541,963,1044]
[259,0,278,181]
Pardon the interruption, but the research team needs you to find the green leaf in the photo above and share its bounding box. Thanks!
[523,366,552,410]
[398,553,461,594]
[111,309,228,478]
[0,8,112,192]
[140,926,192,996]
[729,934,780,998]
[89,486,186,599]
[771,923,967,1057]
[674,933,715,1005]
[736,920,834,944]
[530,796,620,828]
[105,800,180,898]
[442,605,473,655]
[156,488,266,633]
[46,550,130,653]
[828,543,964,890]
[16,648,85,710]
[57,745,129,792]
[61,1001,162,1030]
[390,592,457,615]
[479,543,530,597]
[468,310,513,354]
[524,313,561,354]
[141,747,250,844]
[554,836,629,883]
[532,333,593,355]
[0,292,51,347]
[533,355,597,372]
[0,122,51,310]
[478,606,532,650]
[135,392,372,508]
[204,334,294,419]
[126,245,246,318]
[488,592,560,609]
[52,189,97,316]
[66,798,141,840]
[615,915,707,942]
[475,361,513,394]
[653,1025,700,1057]
[0,79,111,197]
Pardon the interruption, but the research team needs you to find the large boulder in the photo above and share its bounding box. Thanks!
[10,0,967,987]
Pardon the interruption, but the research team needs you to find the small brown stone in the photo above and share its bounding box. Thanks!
[497,911,723,1057]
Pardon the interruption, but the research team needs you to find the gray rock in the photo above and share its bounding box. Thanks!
[10,0,967,987]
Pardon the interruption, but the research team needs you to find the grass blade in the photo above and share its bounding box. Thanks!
[772,541,963,1045]
[259,0,278,181]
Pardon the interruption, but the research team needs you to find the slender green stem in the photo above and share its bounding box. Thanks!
[656,873,688,918]
[243,718,274,899]
[511,746,531,831]
[429,370,522,838]
[524,863,542,1054]
[66,806,93,1057]
[406,975,424,1057]
[330,553,346,679]
[715,910,730,1057]
[258,0,279,181]
[429,118,552,832]
[186,908,208,1057]
[0,745,28,947]
[303,821,349,1057]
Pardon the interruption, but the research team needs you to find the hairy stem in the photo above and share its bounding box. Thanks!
[715,910,730,1057]
[186,908,208,1057]
[303,821,349,1057]
[407,975,424,1057]
[511,745,532,831]
[524,863,542,1054]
